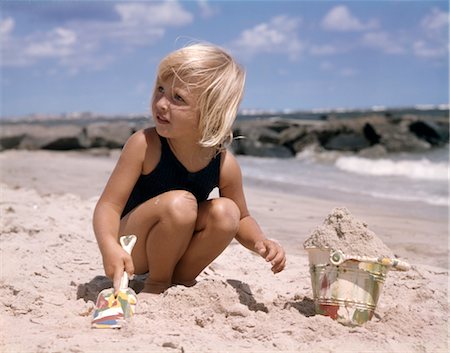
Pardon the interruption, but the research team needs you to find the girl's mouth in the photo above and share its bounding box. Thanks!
[156,115,170,124]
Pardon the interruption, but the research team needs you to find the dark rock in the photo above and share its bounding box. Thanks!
[43,136,86,150]
[409,120,449,146]
[232,138,293,158]
[323,133,371,152]
[260,117,295,133]
[363,123,381,144]
[0,125,26,150]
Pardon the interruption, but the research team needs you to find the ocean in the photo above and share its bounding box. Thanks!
[238,145,448,208]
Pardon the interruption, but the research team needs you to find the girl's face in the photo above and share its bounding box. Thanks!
[151,77,201,141]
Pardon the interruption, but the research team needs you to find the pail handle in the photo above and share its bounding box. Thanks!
[330,250,411,271]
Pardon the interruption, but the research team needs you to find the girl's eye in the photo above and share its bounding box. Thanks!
[157,86,164,93]
[174,94,185,102]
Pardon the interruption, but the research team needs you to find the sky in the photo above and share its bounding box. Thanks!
[1,0,448,118]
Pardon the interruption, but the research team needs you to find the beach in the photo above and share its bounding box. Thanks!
[0,149,448,352]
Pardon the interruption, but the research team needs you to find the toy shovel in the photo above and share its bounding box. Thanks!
[91,235,138,329]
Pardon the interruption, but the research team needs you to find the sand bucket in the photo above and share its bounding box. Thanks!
[305,247,410,326]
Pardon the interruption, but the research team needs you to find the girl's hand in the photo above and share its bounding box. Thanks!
[255,239,286,273]
[101,242,135,294]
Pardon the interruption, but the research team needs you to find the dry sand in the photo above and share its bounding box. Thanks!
[303,207,395,258]
[0,150,448,352]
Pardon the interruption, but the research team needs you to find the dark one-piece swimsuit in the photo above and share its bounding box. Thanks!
[121,134,221,218]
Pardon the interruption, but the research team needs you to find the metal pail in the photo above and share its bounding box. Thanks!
[306,247,389,326]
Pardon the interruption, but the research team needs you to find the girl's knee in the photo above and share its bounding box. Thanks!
[208,198,240,234]
[160,190,198,226]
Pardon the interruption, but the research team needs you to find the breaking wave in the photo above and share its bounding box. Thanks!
[335,156,448,181]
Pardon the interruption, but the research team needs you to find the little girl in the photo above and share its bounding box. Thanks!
[93,42,286,294]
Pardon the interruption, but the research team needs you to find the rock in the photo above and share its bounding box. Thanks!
[362,123,381,144]
[231,138,293,158]
[358,144,388,158]
[1,111,447,157]
[19,124,89,150]
[409,120,449,146]
[0,124,27,150]
[278,126,308,145]
[369,120,431,152]
[323,133,371,152]
[262,118,294,133]
[292,134,320,153]
[86,122,133,148]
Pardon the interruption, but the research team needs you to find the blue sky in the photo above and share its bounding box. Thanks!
[1,0,448,117]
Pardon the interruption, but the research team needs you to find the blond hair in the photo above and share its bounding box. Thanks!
[155,43,246,149]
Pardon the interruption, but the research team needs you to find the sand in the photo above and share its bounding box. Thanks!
[304,207,395,258]
[0,150,448,352]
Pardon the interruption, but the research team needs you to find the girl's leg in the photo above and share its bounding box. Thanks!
[119,190,198,293]
[171,197,240,286]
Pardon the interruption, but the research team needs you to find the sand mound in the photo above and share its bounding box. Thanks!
[304,207,395,258]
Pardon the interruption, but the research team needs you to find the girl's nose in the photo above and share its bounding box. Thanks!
[156,95,169,111]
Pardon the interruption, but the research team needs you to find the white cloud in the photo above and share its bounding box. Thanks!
[1,1,193,71]
[230,15,303,61]
[197,0,219,18]
[414,7,448,59]
[0,17,14,36]
[310,44,338,56]
[413,40,448,59]
[362,31,405,54]
[321,5,377,32]
[25,27,77,58]
[339,67,358,77]
[319,61,333,71]
[421,7,448,32]
[115,1,193,27]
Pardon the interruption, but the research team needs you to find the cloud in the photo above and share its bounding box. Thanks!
[414,7,448,59]
[310,44,339,56]
[115,1,192,27]
[413,40,448,59]
[1,1,193,71]
[339,67,358,77]
[230,15,303,60]
[319,61,333,71]
[321,5,377,32]
[0,17,14,36]
[362,31,405,54]
[197,0,219,18]
[421,7,448,32]
[24,27,77,58]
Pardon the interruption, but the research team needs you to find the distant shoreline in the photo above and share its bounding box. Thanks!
[1,105,448,125]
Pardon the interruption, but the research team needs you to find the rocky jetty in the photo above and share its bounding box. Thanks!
[231,113,448,158]
[1,111,448,158]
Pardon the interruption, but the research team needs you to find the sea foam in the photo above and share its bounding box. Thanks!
[335,156,449,181]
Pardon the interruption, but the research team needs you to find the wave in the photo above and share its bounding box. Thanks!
[361,190,448,206]
[335,156,449,181]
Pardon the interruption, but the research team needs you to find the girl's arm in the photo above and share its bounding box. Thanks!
[219,150,286,273]
[92,129,150,290]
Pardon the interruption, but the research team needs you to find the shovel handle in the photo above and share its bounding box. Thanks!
[119,235,137,290]
[330,250,411,271]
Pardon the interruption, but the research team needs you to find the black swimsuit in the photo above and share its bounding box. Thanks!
[121,135,221,218]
